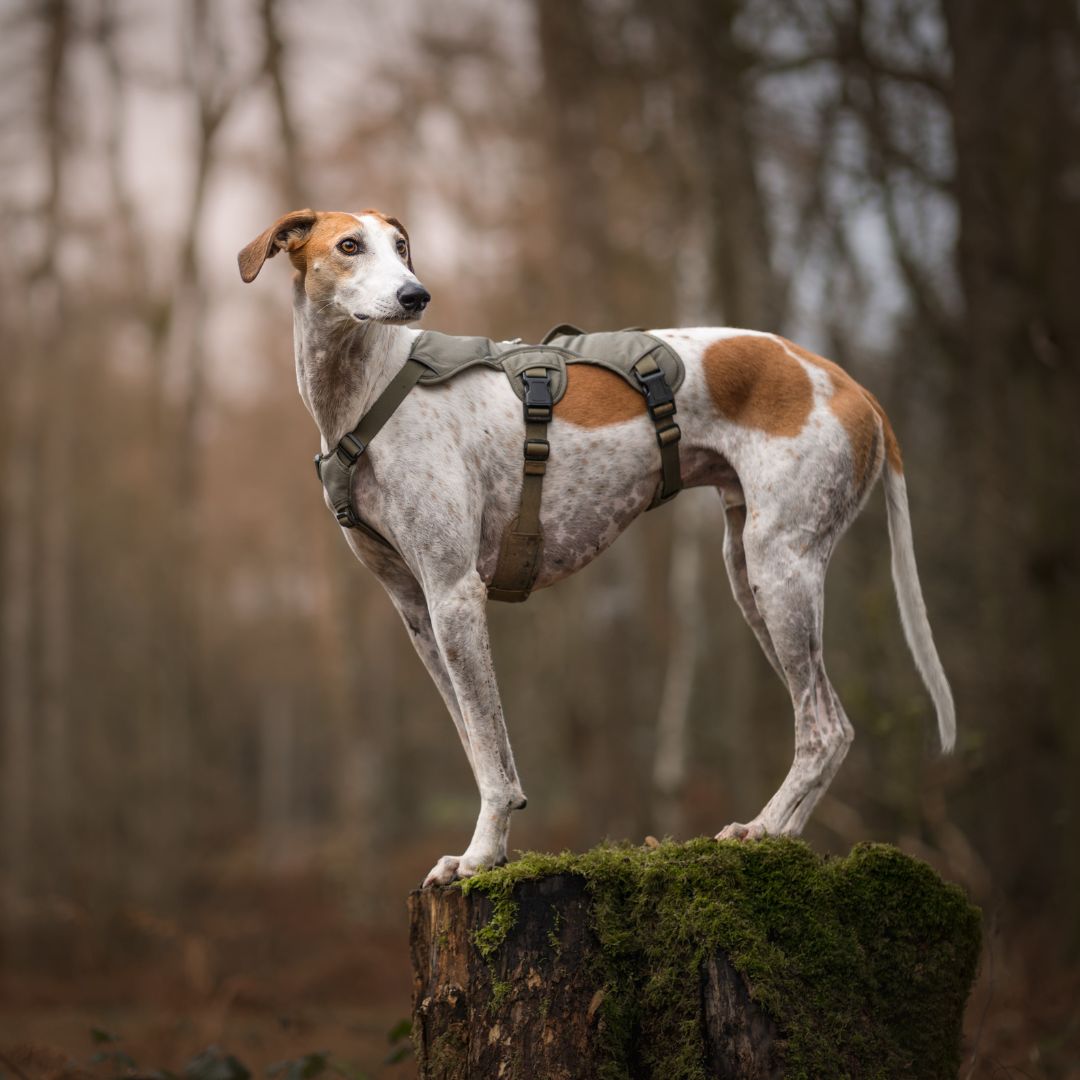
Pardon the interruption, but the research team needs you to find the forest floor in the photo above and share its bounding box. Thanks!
[0,841,427,1080]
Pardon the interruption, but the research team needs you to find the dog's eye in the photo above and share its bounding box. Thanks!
[338,238,360,255]
[395,238,408,257]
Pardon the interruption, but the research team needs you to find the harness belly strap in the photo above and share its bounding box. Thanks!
[487,367,553,603]
[632,353,682,508]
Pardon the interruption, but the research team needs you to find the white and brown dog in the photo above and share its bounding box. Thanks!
[239,208,955,887]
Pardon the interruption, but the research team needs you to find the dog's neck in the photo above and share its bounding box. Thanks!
[292,279,421,449]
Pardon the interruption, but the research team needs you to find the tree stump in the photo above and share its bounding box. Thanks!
[409,839,981,1079]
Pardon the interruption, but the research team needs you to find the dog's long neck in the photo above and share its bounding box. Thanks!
[292,281,421,449]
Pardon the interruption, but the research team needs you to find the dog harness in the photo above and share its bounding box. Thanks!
[314,325,684,603]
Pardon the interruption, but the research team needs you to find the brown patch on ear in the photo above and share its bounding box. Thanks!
[781,338,903,478]
[237,208,317,282]
[557,364,648,427]
[703,336,814,437]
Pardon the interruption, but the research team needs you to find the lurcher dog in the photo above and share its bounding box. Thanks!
[239,208,954,887]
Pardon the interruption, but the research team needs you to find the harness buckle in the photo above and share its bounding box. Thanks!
[336,431,366,465]
[313,452,324,479]
[634,365,677,421]
[522,370,553,422]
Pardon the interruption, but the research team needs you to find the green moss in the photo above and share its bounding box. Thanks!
[489,977,512,1012]
[462,838,981,1080]
[547,905,564,957]
[426,1025,467,1077]
[470,880,518,961]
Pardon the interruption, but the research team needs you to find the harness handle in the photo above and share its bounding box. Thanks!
[540,323,586,344]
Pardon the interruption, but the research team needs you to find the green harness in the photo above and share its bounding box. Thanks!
[314,325,684,603]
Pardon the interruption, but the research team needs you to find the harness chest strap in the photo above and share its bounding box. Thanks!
[313,358,427,545]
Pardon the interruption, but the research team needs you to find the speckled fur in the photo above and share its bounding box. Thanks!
[239,211,955,886]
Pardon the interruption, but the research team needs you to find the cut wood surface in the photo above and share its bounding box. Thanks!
[409,839,981,1079]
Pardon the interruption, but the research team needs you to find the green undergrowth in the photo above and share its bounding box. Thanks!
[461,837,981,1080]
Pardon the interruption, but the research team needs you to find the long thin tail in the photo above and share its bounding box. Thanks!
[880,439,956,752]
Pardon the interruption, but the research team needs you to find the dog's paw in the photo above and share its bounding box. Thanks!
[715,821,768,842]
[422,851,507,888]
[423,855,464,887]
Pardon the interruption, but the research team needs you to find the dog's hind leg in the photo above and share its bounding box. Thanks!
[422,570,527,887]
[716,525,854,840]
[721,502,784,683]
[783,680,854,835]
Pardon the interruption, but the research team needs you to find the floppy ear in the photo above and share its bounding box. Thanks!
[237,209,317,283]
[384,215,414,272]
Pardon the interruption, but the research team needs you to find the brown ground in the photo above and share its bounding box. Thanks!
[0,852,421,1080]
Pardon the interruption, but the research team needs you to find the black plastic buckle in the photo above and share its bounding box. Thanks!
[635,367,676,420]
[335,431,366,465]
[522,371,553,422]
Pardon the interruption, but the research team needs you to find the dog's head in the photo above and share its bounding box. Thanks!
[238,209,430,324]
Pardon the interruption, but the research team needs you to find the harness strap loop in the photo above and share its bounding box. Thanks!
[487,367,552,603]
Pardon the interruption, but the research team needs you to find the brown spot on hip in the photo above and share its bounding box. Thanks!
[556,364,646,427]
[780,338,903,478]
[703,335,814,437]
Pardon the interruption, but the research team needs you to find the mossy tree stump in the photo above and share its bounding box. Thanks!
[409,839,981,1079]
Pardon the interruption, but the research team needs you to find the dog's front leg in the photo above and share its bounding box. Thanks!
[422,570,526,887]
[376,566,476,775]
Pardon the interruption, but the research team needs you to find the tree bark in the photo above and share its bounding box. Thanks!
[410,874,782,1079]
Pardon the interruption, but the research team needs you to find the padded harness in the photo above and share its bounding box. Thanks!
[315,325,684,603]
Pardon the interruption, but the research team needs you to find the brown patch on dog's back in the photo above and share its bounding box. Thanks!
[781,338,903,478]
[703,335,814,437]
[557,364,646,427]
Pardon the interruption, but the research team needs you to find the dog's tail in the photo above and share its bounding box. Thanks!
[877,410,956,753]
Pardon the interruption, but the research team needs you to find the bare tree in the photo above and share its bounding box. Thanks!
[37,0,73,865]
[2,0,73,945]
[260,0,306,207]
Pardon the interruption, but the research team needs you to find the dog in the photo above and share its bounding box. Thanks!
[238,208,955,887]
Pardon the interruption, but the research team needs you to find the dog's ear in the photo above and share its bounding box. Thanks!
[238,209,317,283]
[384,215,413,272]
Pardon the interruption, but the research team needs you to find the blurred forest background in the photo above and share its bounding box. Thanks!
[1,0,1078,1076]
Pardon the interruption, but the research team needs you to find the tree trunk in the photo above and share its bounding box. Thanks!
[410,874,783,1078]
[409,841,981,1079]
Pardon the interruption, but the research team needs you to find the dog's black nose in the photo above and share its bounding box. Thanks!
[397,282,431,312]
